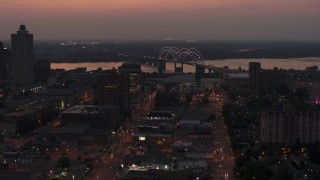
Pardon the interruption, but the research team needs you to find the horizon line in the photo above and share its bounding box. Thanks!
[1,39,320,43]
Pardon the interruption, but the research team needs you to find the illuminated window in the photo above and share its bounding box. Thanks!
[139,136,146,141]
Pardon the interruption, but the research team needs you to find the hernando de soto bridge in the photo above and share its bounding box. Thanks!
[146,47,228,76]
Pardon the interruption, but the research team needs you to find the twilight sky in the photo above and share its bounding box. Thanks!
[0,0,319,40]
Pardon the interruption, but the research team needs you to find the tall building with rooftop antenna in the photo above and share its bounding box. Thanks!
[11,24,34,85]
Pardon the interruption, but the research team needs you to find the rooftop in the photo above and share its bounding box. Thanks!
[35,88,73,95]
[4,103,46,118]
[227,73,249,79]
[146,111,175,118]
[62,105,118,114]
[46,123,90,134]
[179,120,201,125]
[164,74,196,84]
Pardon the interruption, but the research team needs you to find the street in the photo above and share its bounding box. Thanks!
[84,92,155,180]
[210,91,236,179]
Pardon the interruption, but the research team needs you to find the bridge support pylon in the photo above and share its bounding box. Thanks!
[195,65,206,81]
[174,62,184,73]
[158,60,166,73]
[196,65,205,75]
[209,68,214,75]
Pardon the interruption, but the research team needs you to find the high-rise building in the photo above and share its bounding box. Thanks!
[118,62,142,93]
[11,25,34,85]
[34,59,50,83]
[261,110,320,147]
[249,62,287,94]
[249,62,261,93]
[0,42,9,82]
[310,83,320,104]
[96,73,129,115]
[261,68,287,91]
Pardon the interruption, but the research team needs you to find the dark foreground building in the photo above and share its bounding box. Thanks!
[96,73,129,115]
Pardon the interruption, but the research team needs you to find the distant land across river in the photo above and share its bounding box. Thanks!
[2,40,320,63]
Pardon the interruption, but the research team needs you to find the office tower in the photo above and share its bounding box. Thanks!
[0,42,9,82]
[249,62,261,92]
[249,62,287,94]
[261,68,287,92]
[34,59,50,83]
[310,83,320,104]
[97,73,129,115]
[61,105,120,128]
[11,25,34,85]
[118,62,142,93]
[261,110,320,147]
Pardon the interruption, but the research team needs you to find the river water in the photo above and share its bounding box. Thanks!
[51,57,320,73]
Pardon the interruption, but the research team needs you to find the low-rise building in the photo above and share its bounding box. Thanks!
[34,88,75,109]
[132,133,172,145]
[0,104,46,136]
[145,110,175,121]
[224,73,249,89]
[176,120,213,139]
[61,105,120,128]
[178,160,208,171]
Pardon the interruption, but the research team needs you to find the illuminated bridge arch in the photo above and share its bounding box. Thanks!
[158,47,205,64]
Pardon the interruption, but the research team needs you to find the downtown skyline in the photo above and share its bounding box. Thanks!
[1,1,320,179]
[0,0,320,41]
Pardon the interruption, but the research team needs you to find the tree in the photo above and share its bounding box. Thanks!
[277,84,291,96]
[231,138,238,150]
[308,142,320,164]
[55,157,70,169]
[17,117,36,134]
[235,155,250,167]
[293,138,301,152]
[206,114,216,122]
[292,99,310,111]
[222,104,231,120]
[251,149,260,161]
[96,67,103,72]
[85,158,94,172]
[272,164,294,180]
[240,162,273,180]
[202,97,209,105]
[299,160,306,170]
[295,88,309,99]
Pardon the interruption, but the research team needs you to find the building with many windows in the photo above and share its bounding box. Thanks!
[118,62,142,93]
[249,62,287,94]
[261,110,320,147]
[0,42,9,82]
[34,59,50,83]
[96,73,129,115]
[261,68,287,91]
[61,105,120,128]
[249,62,261,93]
[11,25,34,85]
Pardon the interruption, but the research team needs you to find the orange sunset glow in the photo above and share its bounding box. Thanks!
[0,0,319,40]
